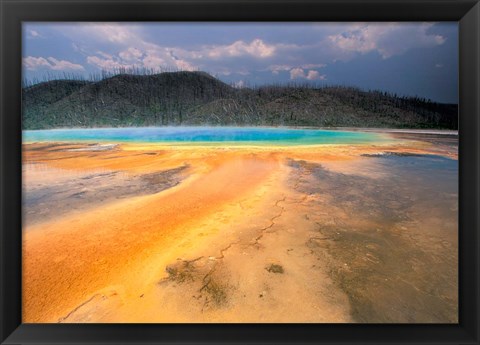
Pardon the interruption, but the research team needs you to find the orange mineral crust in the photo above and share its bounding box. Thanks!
[22,138,458,323]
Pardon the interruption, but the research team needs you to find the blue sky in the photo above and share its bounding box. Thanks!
[23,22,458,103]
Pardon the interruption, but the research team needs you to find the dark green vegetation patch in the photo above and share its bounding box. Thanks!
[23,72,458,130]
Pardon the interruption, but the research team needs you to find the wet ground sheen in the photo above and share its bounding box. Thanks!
[290,154,457,322]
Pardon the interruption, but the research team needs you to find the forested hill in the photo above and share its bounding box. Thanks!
[22,71,458,130]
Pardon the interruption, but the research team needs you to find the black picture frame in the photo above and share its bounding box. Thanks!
[1,0,479,344]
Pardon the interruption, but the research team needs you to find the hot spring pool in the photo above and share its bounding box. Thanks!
[23,127,389,146]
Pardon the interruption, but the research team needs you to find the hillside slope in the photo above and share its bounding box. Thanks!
[22,71,458,129]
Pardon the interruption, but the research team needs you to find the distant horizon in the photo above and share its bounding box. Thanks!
[23,22,458,103]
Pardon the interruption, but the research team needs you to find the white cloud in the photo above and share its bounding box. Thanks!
[435,63,444,68]
[290,68,326,81]
[268,64,292,75]
[46,57,85,71]
[66,24,202,72]
[173,59,196,71]
[329,26,376,54]
[23,56,85,71]
[96,51,114,59]
[328,23,446,59]
[141,54,165,69]
[269,63,326,75]
[23,56,50,70]
[86,55,135,70]
[135,47,197,71]
[82,23,138,44]
[63,25,279,68]
[207,39,277,59]
[289,67,305,79]
[26,29,45,40]
[119,47,143,61]
[70,43,92,56]
[27,30,42,39]
[306,70,323,80]
[87,47,198,72]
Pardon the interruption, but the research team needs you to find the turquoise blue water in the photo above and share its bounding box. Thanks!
[23,127,388,146]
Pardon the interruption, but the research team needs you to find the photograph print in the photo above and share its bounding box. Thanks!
[22,22,458,323]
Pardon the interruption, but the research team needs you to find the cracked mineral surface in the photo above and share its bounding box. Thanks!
[22,131,458,323]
